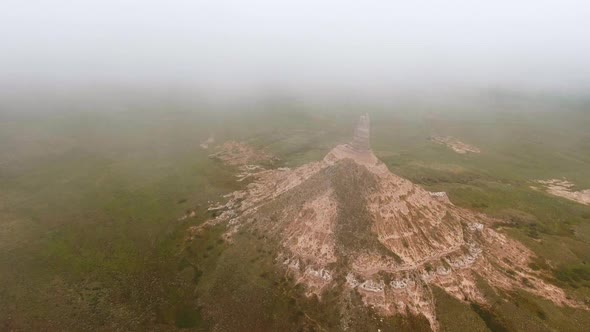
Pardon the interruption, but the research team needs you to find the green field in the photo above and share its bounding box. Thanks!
[1,95,589,330]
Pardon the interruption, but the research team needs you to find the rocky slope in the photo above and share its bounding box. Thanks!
[195,115,585,331]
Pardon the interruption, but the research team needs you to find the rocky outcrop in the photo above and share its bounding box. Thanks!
[429,136,480,154]
[535,179,590,205]
[200,134,215,149]
[199,115,586,331]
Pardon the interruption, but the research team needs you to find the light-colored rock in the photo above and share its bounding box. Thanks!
[200,134,215,149]
[429,136,480,154]
[195,115,586,331]
[536,179,590,205]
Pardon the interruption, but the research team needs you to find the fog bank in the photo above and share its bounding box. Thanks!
[2,1,590,101]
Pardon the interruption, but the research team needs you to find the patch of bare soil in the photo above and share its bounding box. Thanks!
[429,136,480,154]
[199,134,215,149]
[208,141,278,166]
[193,117,585,331]
[535,179,590,205]
[178,209,196,221]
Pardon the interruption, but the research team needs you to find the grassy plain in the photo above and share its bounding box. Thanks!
[1,95,589,330]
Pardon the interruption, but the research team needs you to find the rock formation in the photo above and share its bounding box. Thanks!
[429,136,481,154]
[198,115,586,331]
[200,133,215,149]
[535,179,590,205]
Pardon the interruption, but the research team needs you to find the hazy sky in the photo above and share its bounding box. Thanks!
[2,1,590,98]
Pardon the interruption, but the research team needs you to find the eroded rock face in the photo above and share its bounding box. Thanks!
[197,116,585,331]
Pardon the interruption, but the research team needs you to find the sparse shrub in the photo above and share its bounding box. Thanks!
[553,263,590,287]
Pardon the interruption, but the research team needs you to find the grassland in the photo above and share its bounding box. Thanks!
[0,94,589,330]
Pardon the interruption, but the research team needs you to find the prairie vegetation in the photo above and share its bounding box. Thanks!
[1,95,589,330]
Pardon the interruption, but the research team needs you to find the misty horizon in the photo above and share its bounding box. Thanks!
[2,0,590,103]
